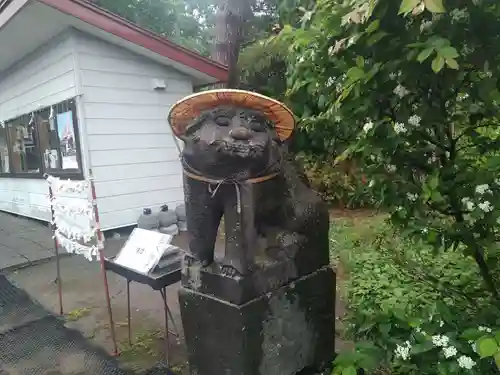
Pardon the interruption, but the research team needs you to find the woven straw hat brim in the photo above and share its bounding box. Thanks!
[167,89,295,141]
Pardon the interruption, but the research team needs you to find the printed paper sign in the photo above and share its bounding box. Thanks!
[114,228,174,274]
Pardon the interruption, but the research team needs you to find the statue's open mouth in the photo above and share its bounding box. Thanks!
[218,141,265,158]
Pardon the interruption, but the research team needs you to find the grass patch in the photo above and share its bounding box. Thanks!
[330,214,486,316]
[119,329,163,364]
[65,307,91,322]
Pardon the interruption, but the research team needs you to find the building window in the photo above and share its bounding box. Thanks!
[1,98,83,179]
[40,100,81,173]
[7,114,42,174]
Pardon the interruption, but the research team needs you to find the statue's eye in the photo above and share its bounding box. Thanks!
[250,121,265,132]
[214,115,231,126]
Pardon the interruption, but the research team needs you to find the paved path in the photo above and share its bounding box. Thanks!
[0,212,59,271]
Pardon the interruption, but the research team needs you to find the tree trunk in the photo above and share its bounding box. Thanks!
[212,0,251,89]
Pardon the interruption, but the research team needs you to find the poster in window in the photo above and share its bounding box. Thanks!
[56,111,78,170]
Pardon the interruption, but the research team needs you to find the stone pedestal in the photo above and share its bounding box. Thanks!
[179,266,336,375]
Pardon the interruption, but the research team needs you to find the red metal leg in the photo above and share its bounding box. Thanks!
[55,243,63,316]
[99,250,119,356]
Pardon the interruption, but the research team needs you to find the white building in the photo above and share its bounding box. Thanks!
[0,0,227,230]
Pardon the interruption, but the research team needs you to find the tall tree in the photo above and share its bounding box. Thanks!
[212,0,253,87]
[92,0,211,55]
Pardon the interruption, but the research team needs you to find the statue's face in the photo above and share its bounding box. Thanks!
[181,106,281,179]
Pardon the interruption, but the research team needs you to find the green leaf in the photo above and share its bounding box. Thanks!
[379,323,391,336]
[439,46,459,59]
[356,56,365,68]
[431,56,445,73]
[417,48,434,62]
[411,341,434,354]
[461,328,483,340]
[445,58,459,70]
[495,331,500,344]
[477,337,498,358]
[423,0,445,13]
[366,20,380,33]
[367,31,388,46]
[342,366,357,375]
[318,95,327,109]
[495,352,500,369]
[347,66,365,81]
[398,0,420,14]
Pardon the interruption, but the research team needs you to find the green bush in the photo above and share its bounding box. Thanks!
[331,216,486,315]
[297,153,374,209]
[330,215,500,374]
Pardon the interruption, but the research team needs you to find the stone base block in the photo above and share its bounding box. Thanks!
[179,266,336,375]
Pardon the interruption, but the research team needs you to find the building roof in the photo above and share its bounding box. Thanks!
[1,0,228,81]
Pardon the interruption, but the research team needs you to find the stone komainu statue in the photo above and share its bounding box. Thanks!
[168,89,335,375]
[168,89,330,280]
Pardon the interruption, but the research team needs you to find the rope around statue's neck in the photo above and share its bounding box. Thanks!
[170,131,282,214]
[182,163,279,214]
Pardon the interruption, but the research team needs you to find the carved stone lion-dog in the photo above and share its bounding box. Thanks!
[168,90,329,279]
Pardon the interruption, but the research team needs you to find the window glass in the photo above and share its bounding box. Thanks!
[0,124,9,173]
[0,98,81,177]
[56,110,78,170]
[42,102,80,171]
[8,114,42,174]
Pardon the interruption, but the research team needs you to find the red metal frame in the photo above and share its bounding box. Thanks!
[46,172,119,356]
[47,182,64,316]
[89,169,119,356]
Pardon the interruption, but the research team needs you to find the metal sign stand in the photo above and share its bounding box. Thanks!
[46,179,64,316]
[89,169,119,356]
[45,171,118,356]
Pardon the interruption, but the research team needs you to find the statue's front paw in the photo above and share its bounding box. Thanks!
[220,265,242,278]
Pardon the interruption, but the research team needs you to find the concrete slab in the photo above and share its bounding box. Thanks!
[8,234,191,373]
[0,212,58,271]
[0,246,27,270]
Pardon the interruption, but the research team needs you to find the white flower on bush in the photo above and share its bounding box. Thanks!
[394,122,407,134]
[457,93,469,101]
[450,8,469,23]
[363,119,374,133]
[415,326,427,335]
[420,20,433,32]
[395,341,411,360]
[408,115,421,127]
[478,325,492,333]
[478,201,493,213]
[458,355,476,369]
[475,184,491,195]
[468,340,477,353]
[393,84,409,98]
[461,197,475,211]
[432,334,449,347]
[443,346,457,358]
[326,77,335,87]
[407,193,418,202]
[369,180,375,188]
[462,43,475,55]
[387,165,397,173]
